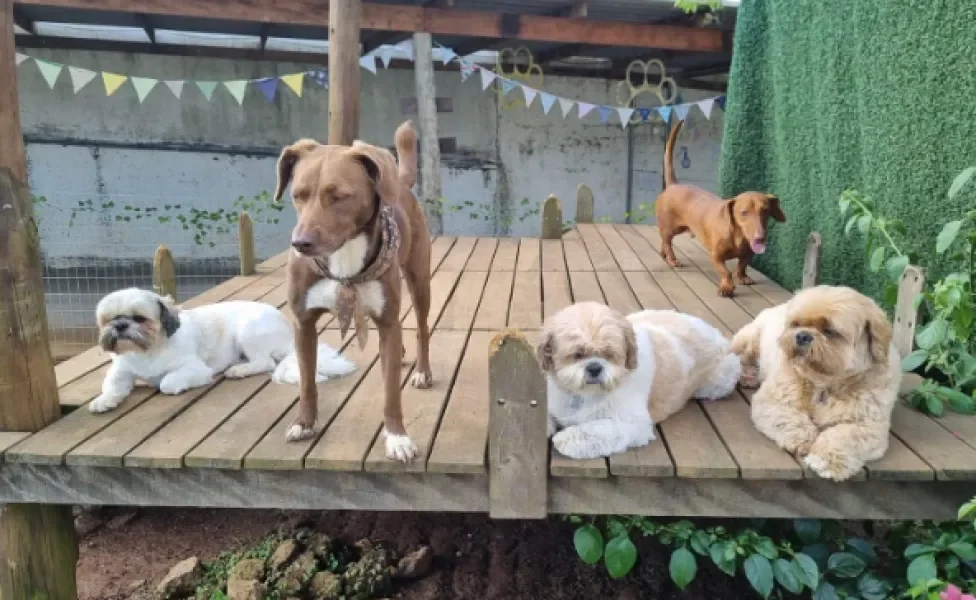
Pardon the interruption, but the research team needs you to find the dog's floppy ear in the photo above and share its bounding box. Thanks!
[158,300,181,337]
[347,141,400,207]
[864,302,893,364]
[766,194,787,223]
[536,332,555,372]
[273,139,321,202]
[724,198,737,226]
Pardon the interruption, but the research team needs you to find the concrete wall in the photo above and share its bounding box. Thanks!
[18,48,725,266]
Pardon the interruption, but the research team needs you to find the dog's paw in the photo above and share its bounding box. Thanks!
[718,282,736,297]
[739,365,761,389]
[803,451,860,482]
[409,370,432,389]
[738,275,756,286]
[384,429,418,463]
[88,394,121,414]
[285,422,316,442]
[552,428,602,460]
[224,364,254,379]
[158,375,191,395]
[666,259,684,269]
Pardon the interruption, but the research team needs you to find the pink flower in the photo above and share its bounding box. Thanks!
[941,584,976,600]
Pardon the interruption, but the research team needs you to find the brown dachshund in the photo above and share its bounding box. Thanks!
[655,120,786,297]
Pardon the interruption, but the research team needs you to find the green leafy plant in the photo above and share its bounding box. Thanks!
[423,196,542,231]
[673,0,723,13]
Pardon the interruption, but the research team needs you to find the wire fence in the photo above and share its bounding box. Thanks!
[33,189,292,361]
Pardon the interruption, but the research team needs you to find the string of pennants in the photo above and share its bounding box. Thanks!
[13,39,726,128]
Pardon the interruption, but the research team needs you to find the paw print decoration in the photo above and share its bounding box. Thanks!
[615,58,679,126]
[494,47,544,111]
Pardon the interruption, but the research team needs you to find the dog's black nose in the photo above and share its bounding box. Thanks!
[291,239,315,255]
[114,321,129,332]
[795,331,814,346]
[585,362,603,378]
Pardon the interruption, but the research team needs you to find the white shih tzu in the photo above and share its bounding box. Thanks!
[537,302,741,460]
[89,287,356,413]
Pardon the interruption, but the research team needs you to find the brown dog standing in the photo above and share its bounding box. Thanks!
[273,121,432,463]
[655,120,786,297]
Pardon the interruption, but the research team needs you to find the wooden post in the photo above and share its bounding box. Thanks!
[893,265,925,359]
[575,183,594,224]
[328,0,362,145]
[540,194,563,239]
[413,32,444,236]
[801,231,822,289]
[0,0,79,596]
[238,211,255,276]
[489,329,548,519]
[153,244,177,300]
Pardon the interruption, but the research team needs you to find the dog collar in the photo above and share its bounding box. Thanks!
[311,205,401,349]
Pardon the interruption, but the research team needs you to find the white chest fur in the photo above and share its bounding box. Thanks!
[302,234,387,317]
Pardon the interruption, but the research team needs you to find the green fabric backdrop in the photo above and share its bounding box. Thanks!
[719,0,976,296]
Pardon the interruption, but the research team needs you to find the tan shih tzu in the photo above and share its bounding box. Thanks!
[731,285,902,481]
[536,302,741,459]
[89,287,355,413]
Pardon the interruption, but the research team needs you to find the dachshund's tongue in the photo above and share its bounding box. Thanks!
[751,239,767,254]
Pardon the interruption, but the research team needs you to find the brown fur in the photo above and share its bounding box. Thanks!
[275,121,433,447]
[655,120,786,297]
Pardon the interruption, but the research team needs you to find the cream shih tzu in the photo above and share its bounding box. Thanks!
[89,287,355,413]
[731,285,901,481]
[536,302,741,460]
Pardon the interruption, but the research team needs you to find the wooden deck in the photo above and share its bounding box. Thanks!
[2,225,974,519]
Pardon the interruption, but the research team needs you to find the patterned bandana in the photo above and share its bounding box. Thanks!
[311,205,401,349]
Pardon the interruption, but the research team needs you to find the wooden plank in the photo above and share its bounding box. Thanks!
[658,402,739,478]
[491,238,519,271]
[700,392,803,480]
[473,270,514,331]
[362,331,468,473]
[0,432,29,457]
[185,331,352,469]
[540,195,564,240]
[413,31,444,236]
[568,270,605,304]
[651,271,732,335]
[673,269,754,333]
[622,271,674,310]
[404,268,462,329]
[542,271,573,320]
[889,403,976,480]
[551,452,609,478]
[576,224,618,271]
[508,271,542,330]
[608,428,674,477]
[596,270,641,314]
[516,238,541,271]
[328,0,361,144]
[244,336,381,470]
[439,236,477,271]
[541,240,566,271]
[437,270,488,330]
[802,232,822,289]
[562,238,593,271]
[935,411,976,452]
[594,223,643,271]
[893,265,925,358]
[427,331,493,473]
[465,237,498,270]
[429,236,456,271]
[865,434,935,481]
[616,225,670,272]
[59,366,110,408]
[489,330,548,519]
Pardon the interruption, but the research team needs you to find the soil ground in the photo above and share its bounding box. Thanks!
[78,507,753,599]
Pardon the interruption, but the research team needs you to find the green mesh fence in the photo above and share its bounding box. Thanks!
[719,0,976,296]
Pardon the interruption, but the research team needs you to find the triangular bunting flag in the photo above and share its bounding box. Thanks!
[441,49,457,66]
[164,80,184,99]
[500,78,517,96]
[617,107,635,128]
[223,80,248,105]
[540,92,556,115]
[281,73,305,96]
[102,72,128,96]
[35,60,63,89]
[379,47,394,68]
[359,55,377,74]
[68,66,96,93]
[674,103,691,122]
[308,70,329,88]
[479,68,497,91]
[716,95,727,110]
[16,52,29,66]
[521,84,537,107]
[255,77,279,102]
[130,77,158,103]
[577,102,596,119]
[395,39,415,61]
[598,105,612,124]
[698,98,714,119]
[195,81,218,101]
[637,107,652,121]
[656,105,672,123]
[459,59,476,82]
[558,97,575,118]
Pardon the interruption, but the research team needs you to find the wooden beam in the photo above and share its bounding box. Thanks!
[135,12,154,43]
[328,0,361,145]
[0,1,79,598]
[413,32,444,235]
[15,0,727,51]
[12,5,33,32]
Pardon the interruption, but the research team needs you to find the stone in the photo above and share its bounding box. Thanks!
[269,539,300,572]
[307,532,334,561]
[308,571,342,600]
[227,578,264,600]
[276,551,318,597]
[394,546,433,580]
[74,509,106,537]
[155,556,202,599]
[230,558,265,583]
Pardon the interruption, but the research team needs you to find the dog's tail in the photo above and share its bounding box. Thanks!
[663,119,684,188]
[272,342,357,386]
[394,120,418,189]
